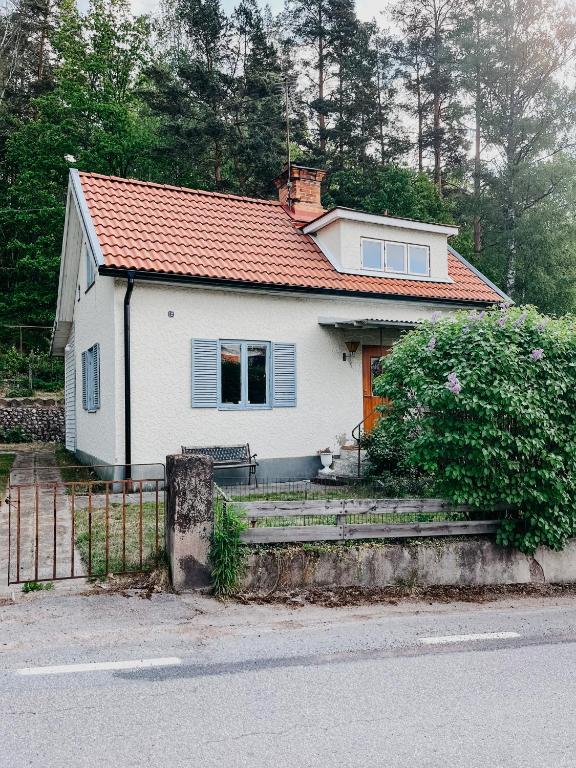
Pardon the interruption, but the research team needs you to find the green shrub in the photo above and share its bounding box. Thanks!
[0,347,63,394]
[22,581,53,593]
[369,304,576,554]
[0,425,32,443]
[210,498,247,596]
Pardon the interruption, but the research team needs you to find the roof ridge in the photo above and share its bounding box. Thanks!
[77,170,281,206]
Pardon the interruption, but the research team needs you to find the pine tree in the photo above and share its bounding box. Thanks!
[284,0,331,161]
[474,0,576,297]
[229,0,287,196]
[394,0,467,189]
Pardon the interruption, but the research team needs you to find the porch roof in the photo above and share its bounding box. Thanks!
[318,317,419,330]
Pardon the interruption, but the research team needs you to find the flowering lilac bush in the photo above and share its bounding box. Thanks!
[366,305,576,554]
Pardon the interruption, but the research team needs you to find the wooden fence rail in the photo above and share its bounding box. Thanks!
[235,497,505,545]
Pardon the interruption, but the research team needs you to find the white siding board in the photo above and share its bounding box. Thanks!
[64,332,76,451]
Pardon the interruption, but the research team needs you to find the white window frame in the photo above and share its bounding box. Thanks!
[218,340,271,410]
[360,237,430,277]
[407,243,430,276]
[361,238,384,271]
[385,241,407,273]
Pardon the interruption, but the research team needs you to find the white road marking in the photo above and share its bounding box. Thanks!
[16,657,182,676]
[420,631,521,645]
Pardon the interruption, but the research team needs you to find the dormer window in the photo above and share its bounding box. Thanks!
[361,238,430,277]
[361,239,383,270]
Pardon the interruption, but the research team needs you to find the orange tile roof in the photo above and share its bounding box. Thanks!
[79,172,503,304]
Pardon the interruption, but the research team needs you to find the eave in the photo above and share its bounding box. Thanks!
[98,265,500,307]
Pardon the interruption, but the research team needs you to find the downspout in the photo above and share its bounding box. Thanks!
[123,271,136,478]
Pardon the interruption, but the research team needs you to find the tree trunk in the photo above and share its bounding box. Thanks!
[318,3,326,156]
[377,70,386,163]
[473,29,482,256]
[416,65,423,173]
[505,200,516,296]
[214,141,222,191]
[432,23,442,189]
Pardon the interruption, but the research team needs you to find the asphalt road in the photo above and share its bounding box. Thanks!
[1,590,576,767]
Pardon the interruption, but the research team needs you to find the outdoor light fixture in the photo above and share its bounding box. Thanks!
[343,340,360,363]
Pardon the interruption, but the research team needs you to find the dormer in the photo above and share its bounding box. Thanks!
[302,208,458,283]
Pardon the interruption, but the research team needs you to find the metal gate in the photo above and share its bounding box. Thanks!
[6,463,165,585]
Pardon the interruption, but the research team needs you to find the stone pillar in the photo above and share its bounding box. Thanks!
[165,454,214,590]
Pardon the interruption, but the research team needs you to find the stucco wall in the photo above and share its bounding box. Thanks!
[70,207,119,466]
[122,281,457,469]
[315,219,450,280]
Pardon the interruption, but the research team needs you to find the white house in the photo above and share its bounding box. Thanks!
[52,164,508,480]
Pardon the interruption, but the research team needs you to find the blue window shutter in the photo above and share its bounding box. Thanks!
[86,348,94,412]
[92,343,100,411]
[192,339,218,408]
[81,351,88,411]
[272,343,296,407]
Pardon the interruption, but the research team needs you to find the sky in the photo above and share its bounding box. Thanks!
[128,0,386,23]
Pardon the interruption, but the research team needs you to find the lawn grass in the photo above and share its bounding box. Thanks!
[74,501,165,576]
[54,445,100,490]
[0,453,15,497]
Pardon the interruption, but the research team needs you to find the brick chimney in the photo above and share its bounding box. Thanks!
[273,164,326,221]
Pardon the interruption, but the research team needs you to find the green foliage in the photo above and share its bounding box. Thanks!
[22,580,53,593]
[0,347,63,394]
[0,426,31,443]
[210,497,247,596]
[0,453,15,495]
[0,0,155,328]
[325,165,455,223]
[368,305,576,554]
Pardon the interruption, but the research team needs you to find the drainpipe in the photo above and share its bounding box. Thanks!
[124,271,136,478]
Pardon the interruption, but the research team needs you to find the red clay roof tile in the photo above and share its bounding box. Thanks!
[79,172,503,304]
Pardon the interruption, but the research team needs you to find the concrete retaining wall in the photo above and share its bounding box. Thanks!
[240,538,576,592]
[0,397,65,443]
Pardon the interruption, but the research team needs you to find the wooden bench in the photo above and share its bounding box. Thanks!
[181,444,258,486]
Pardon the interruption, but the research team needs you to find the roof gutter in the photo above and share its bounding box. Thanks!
[99,266,498,308]
[123,271,136,478]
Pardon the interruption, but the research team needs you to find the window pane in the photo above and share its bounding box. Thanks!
[408,245,429,275]
[247,344,267,404]
[386,242,406,272]
[221,343,242,404]
[362,240,382,270]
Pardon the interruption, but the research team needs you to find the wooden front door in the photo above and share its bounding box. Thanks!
[362,345,391,432]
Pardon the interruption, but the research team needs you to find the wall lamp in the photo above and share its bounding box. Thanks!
[343,340,360,363]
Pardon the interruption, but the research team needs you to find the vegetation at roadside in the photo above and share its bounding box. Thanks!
[367,305,576,554]
[22,580,53,593]
[210,497,247,597]
[0,453,15,495]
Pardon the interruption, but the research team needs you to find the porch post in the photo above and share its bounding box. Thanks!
[165,453,214,590]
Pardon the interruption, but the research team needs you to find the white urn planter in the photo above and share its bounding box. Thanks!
[318,451,334,475]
